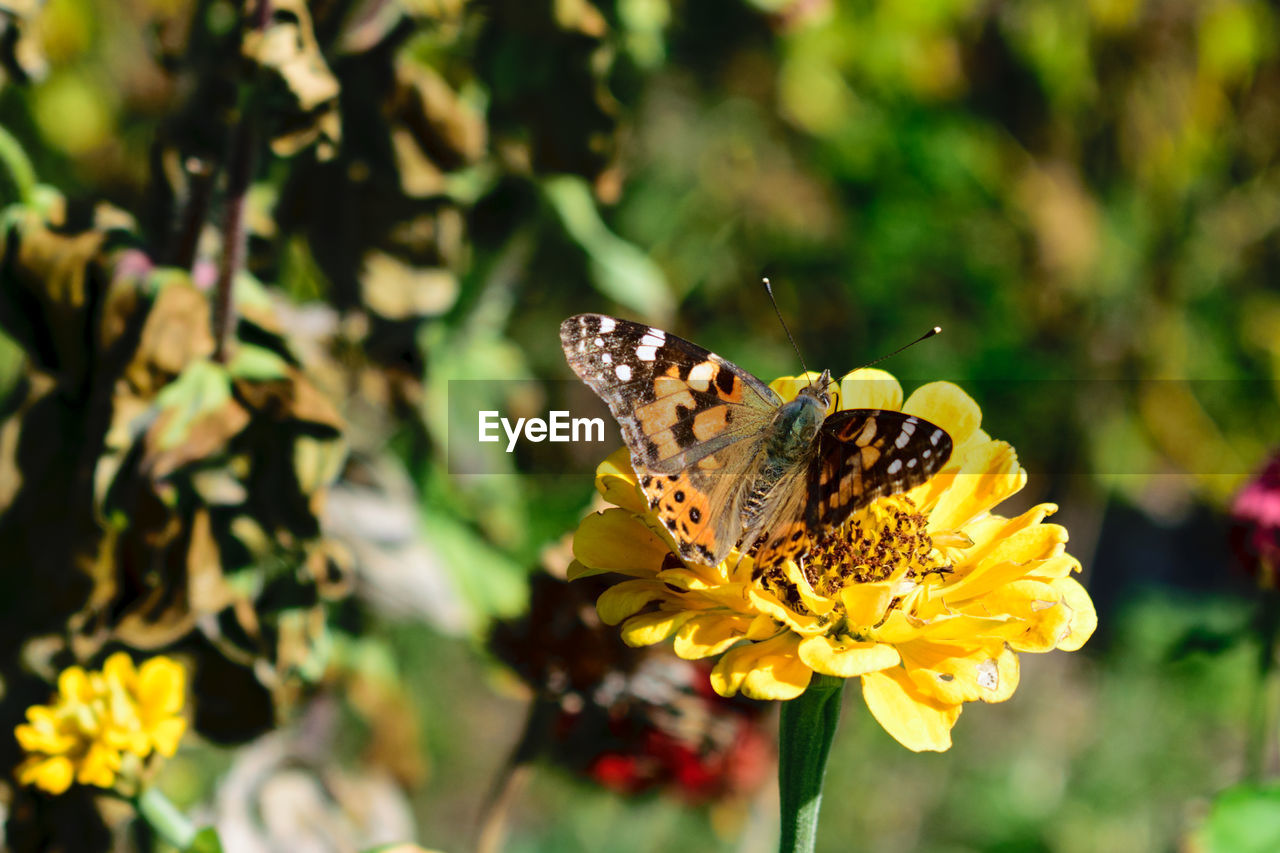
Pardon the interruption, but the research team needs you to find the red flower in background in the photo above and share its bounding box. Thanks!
[490,572,773,804]
[1231,452,1280,587]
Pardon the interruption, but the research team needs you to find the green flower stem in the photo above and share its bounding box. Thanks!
[136,786,196,850]
[778,673,845,853]
[1248,589,1280,780]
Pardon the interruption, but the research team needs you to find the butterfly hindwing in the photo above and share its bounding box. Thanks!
[640,449,757,567]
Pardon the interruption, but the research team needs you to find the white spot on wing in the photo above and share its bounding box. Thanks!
[598,317,616,333]
[594,337,603,347]
[636,346,658,361]
[887,460,903,474]
[616,364,632,381]
[895,430,911,448]
[640,331,665,348]
[930,430,944,445]
[687,362,714,391]
[907,458,918,468]
[601,353,612,364]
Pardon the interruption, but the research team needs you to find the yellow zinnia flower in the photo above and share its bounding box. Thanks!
[569,369,1097,752]
[14,653,188,794]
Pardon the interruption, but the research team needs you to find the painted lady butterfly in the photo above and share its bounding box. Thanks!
[561,314,953,572]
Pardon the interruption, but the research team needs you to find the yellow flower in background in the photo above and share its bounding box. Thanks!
[569,369,1096,752]
[15,653,187,794]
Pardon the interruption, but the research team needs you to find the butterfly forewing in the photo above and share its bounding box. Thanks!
[560,314,779,473]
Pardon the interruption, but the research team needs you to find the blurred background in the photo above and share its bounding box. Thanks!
[1,0,1279,850]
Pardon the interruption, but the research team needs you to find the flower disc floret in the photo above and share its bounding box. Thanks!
[569,369,1096,751]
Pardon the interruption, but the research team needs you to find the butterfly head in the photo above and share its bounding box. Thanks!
[796,368,834,410]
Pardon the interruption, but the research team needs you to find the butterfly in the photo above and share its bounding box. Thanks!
[560,314,953,572]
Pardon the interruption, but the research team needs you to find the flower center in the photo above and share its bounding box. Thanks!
[756,496,952,617]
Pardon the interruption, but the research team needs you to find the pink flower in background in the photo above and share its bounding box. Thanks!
[1231,452,1280,587]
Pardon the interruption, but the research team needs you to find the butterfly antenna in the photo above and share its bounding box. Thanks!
[852,326,943,372]
[762,278,814,382]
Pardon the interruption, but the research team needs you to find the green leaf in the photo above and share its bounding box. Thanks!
[227,343,290,381]
[542,175,673,320]
[152,360,233,450]
[1199,783,1280,853]
[186,827,225,853]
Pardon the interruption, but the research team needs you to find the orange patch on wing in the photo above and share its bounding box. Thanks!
[692,407,731,441]
[645,472,718,562]
[854,418,877,447]
[650,431,683,462]
[860,445,880,468]
[653,376,686,397]
[636,391,698,433]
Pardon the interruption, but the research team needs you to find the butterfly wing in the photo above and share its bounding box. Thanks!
[561,314,781,473]
[561,314,781,566]
[751,409,953,572]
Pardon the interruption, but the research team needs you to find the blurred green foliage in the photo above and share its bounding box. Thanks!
[2,0,1280,850]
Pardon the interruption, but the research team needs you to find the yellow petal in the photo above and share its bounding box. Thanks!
[903,382,981,447]
[798,635,899,677]
[924,442,1024,530]
[573,509,670,577]
[15,712,74,754]
[18,755,75,795]
[619,609,696,646]
[867,609,929,644]
[149,717,187,757]
[837,369,903,411]
[674,613,752,658]
[839,582,895,629]
[1052,576,1097,651]
[943,539,1063,605]
[977,522,1068,569]
[963,503,1058,560]
[746,613,779,640]
[566,559,606,580]
[861,668,961,752]
[57,667,92,703]
[964,579,1066,652]
[102,653,137,690]
[1028,552,1083,580]
[710,633,811,699]
[137,657,186,716]
[76,742,120,788]
[595,447,649,515]
[747,587,825,634]
[900,640,1017,705]
[597,579,680,624]
[742,655,812,700]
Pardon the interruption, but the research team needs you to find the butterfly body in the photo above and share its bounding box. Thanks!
[561,314,952,572]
